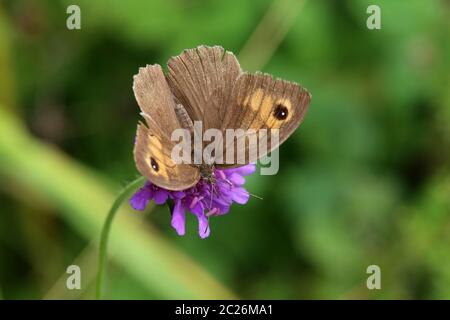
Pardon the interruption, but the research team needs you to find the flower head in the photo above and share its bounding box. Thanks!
[130,163,256,238]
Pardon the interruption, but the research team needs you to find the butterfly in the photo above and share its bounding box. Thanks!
[133,45,311,191]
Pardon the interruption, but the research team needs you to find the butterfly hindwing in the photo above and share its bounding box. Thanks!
[134,121,200,190]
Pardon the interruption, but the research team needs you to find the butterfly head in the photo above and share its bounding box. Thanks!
[199,164,216,185]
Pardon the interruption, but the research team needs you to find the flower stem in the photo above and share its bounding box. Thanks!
[96,175,146,299]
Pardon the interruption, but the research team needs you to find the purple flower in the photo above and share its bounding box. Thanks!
[130,163,256,238]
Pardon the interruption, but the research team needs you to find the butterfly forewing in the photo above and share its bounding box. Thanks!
[166,45,242,130]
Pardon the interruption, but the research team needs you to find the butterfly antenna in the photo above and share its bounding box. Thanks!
[249,192,263,200]
[222,176,261,199]
[209,183,215,209]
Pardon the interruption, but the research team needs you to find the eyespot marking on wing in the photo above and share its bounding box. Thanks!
[150,157,159,172]
[273,103,289,120]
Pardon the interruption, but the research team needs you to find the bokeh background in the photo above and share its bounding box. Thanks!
[0,0,449,299]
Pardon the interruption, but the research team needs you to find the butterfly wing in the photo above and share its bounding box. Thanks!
[135,51,310,173]
[166,45,242,130]
[133,64,180,135]
[218,72,311,166]
[133,65,200,190]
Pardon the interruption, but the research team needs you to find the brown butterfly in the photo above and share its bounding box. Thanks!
[133,45,311,191]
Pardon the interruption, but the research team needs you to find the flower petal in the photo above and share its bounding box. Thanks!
[197,213,210,239]
[228,173,245,186]
[231,187,250,204]
[190,201,205,215]
[129,186,153,210]
[170,191,186,200]
[171,200,186,236]
[154,189,169,205]
[223,163,256,177]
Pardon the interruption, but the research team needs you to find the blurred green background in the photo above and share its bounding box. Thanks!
[0,0,449,299]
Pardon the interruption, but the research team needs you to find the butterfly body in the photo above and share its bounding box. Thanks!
[133,45,311,191]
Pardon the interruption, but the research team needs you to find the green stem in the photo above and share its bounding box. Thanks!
[95,176,146,299]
